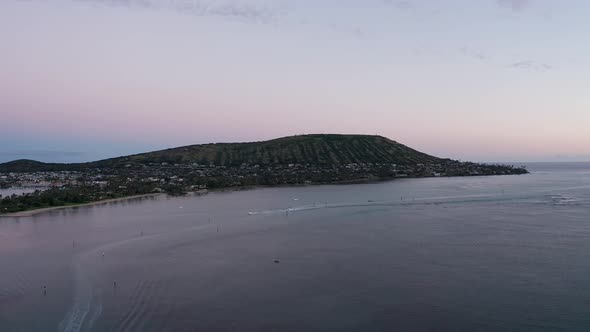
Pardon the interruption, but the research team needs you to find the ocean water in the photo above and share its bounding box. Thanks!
[0,162,589,332]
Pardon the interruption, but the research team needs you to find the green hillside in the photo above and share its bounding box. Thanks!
[111,134,442,166]
[0,134,445,172]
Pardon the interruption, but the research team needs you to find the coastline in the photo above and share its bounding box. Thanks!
[0,193,163,218]
[0,172,529,218]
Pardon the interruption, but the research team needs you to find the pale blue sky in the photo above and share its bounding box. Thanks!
[1,0,589,162]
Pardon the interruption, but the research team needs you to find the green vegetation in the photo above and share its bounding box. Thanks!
[118,134,443,167]
[0,135,443,172]
[0,181,157,214]
[0,134,528,215]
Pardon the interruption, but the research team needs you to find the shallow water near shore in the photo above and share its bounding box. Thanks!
[1,162,589,332]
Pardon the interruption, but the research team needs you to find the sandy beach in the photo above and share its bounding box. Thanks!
[0,193,163,218]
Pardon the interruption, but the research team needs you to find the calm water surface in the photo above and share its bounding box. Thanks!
[1,163,589,331]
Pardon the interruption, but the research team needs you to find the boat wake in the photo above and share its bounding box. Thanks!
[59,259,95,332]
[247,190,589,216]
[548,193,588,206]
[115,280,167,332]
[59,224,215,332]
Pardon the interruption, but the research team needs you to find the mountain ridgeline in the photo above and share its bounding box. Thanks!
[1,135,446,172]
[111,134,444,167]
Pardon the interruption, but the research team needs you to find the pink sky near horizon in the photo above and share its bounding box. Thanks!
[1,0,589,162]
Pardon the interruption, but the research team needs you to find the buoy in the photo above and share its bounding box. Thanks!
[274,259,280,264]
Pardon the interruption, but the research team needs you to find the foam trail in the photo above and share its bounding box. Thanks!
[85,302,103,331]
[246,192,557,216]
[59,262,92,332]
[59,223,215,331]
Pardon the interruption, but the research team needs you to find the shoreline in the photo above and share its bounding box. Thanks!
[0,180,389,217]
[0,193,163,218]
[0,172,529,218]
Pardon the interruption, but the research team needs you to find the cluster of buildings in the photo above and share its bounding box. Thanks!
[0,171,82,189]
[1,161,526,195]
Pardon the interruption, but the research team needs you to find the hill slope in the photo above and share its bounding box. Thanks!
[109,134,443,167]
[0,135,445,172]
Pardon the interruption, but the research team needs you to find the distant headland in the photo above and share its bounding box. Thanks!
[0,134,527,215]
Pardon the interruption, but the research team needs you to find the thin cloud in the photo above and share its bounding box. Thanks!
[382,0,414,11]
[74,0,281,23]
[496,0,532,12]
[509,60,552,71]
[460,47,491,61]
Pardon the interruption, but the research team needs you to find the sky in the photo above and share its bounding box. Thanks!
[1,0,589,163]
